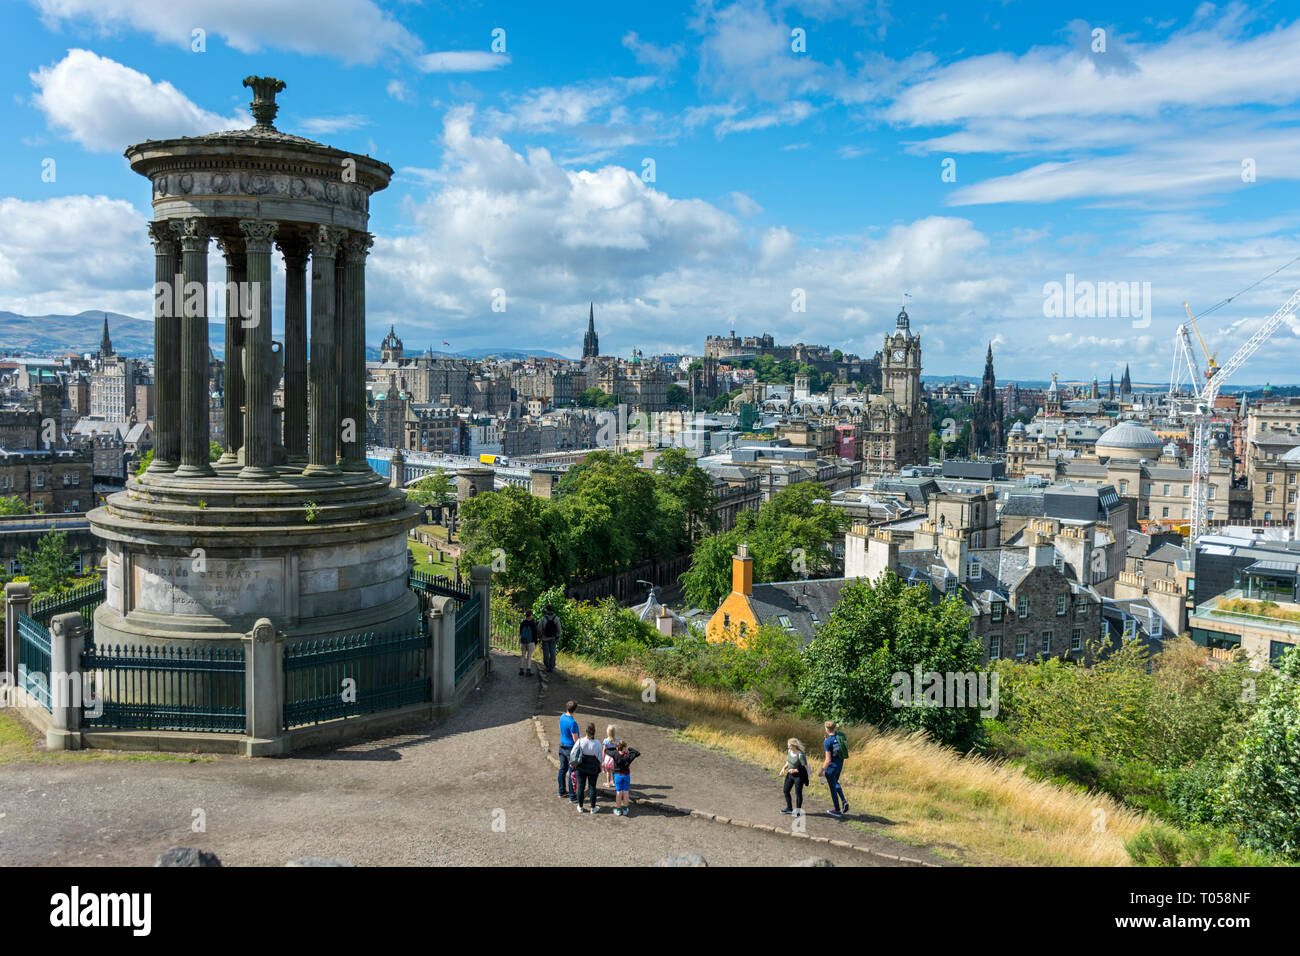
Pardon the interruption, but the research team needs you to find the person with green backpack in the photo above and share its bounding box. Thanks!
[818,720,851,818]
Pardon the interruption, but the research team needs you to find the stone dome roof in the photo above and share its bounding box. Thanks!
[1281,445,1300,462]
[1095,421,1163,459]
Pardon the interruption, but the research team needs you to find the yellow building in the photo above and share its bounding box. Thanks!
[706,542,759,645]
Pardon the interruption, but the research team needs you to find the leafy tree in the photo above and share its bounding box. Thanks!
[652,447,717,550]
[708,390,739,413]
[576,387,618,409]
[407,469,454,507]
[17,530,75,596]
[666,383,688,406]
[209,440,223,462]
[799,572,986,750]
[1215,645,1300,859]
[680,530,741,610]
[135,449,153,476]
[679,481,846,611]
[459,485,565,605]
[832,349,843,362]
[554,451,659,578]
[0,495,28,516]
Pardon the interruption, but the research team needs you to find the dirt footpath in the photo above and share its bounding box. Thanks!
[0,652,931,867]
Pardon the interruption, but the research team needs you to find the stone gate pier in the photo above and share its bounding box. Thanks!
[89,76,422,651]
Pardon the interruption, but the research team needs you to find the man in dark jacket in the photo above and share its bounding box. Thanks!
[538,605,562,673]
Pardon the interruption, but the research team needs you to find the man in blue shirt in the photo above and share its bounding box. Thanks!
[819,720,850,818]
[558,700,580,800]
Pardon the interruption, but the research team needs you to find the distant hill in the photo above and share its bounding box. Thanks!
[0,311,566,363]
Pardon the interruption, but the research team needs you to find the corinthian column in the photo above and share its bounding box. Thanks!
[304,225,344,476]
[147,221,180,474]
[238,218,278,479]
[216,236,246,465]
[278,234,309,463]
[340,232,373,471]
[174,217,213,478]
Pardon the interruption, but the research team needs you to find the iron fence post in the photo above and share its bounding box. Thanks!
[470,565,490,669]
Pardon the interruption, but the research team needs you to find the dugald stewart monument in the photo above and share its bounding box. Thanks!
[89,77,421,654]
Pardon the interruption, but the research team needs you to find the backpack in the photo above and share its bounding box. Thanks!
[834,732,849,762]
[542,615,560,639]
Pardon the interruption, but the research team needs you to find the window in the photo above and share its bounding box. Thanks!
[1056,594,1067,615]
[1015,633,1027,657]
[1143,483,1151,495]
[989,635,1001,659]
[1182,485,1189,497]
[1071,628,1083,651]
[990,602,1003,622]
[1123,619,1137,639]
[1181,508,1188,519]
[1265,512,1273,522]
[1266,472,1274,484]
[1266,488,1274,504]
[1151,615,1163,637]
[1053,552,1065,571]
[945,574,958,596]
[1040,631,1052,655]
[1161,506,1169,518]
[1017,596,1028,618]
[968,557,982,580]
[722,613,730,630]
[1119,480,1128,494]
[1162,484,1170,496]
[1209,486,1216,499]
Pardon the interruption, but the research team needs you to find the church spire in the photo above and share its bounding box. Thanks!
[99,313,113,358]
[582,302,599,360]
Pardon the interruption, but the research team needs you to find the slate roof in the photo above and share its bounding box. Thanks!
[749,577,853,643]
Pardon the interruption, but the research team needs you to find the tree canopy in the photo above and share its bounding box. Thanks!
[459,449,716,605]
[799,571,986,750]
[680,480,847,610]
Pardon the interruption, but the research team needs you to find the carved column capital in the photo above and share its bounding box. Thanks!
[172,217,208,252]
[147,220,178,253]
[238,218,279,250]
[277,233,310,267]
[215,235,246,263]
[310,225,346,259]
[342,232,374,258]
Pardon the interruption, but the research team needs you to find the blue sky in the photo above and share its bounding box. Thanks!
[3,0,1300,384]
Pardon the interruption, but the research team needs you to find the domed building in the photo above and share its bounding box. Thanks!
[1093,421,1164,462]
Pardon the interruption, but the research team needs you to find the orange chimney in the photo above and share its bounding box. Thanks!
[732,541,753,596]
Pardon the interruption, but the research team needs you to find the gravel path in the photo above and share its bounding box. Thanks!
[0,652,930,867]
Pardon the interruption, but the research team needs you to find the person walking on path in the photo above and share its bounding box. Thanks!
[570,722,605,813]
[818,720,850,818]
[539,604,563,673]
[557,701,580,801]
[610,740,640,817]
[778,737,809,815]
[518,609,538,677]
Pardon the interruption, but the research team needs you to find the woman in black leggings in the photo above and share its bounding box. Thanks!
[779,737,809,814]
[569,722,605,813]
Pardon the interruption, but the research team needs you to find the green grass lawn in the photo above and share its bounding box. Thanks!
[0,712,210,764]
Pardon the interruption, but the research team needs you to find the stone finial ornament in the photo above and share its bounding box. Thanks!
[243,76,286,129]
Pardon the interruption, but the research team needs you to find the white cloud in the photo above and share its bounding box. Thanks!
[730,192,763,217]
[0,195,150,315]
[30,49,250,151]
[622,31,684,71]
[386,79,412,103]
[415,51,510,73]
[297,114,371,135]
[32,0,416,63]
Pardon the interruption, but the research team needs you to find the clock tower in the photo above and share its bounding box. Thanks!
[866,307,928,474]
[882,307,921,407]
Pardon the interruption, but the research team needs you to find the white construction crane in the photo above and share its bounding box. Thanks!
[1180,286,1300,539]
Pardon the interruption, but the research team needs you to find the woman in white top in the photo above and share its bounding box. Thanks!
[569,722,605,813]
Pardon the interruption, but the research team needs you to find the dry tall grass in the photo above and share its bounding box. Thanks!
[561,654,1150,866]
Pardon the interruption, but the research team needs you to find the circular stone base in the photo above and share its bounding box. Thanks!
[88,462,422,647]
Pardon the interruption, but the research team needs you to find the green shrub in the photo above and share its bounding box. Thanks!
[1126,824,1281,867]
